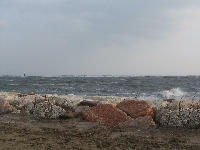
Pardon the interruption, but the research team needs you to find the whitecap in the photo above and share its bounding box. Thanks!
[159,87,187,99]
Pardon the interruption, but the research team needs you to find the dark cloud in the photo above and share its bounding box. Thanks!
[0,0,200,75]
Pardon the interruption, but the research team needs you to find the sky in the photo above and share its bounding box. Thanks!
[0,0,200,76]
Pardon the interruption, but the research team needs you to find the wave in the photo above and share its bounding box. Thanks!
[159,87,187,99]
[7,84,19,86]
[135,87,195,100]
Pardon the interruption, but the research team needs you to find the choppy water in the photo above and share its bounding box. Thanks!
[0,75,200,100]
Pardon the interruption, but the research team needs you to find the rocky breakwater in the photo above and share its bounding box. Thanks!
[80,98,200,128]
[155,99,200,128]
[1,93,156,128]
[1,92,200,129]
[0,92,83,119]
[81,99,155,127]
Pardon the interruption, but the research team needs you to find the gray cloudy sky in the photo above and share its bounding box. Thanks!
[0,0,200,76]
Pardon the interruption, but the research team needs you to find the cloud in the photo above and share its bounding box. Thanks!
[166,8,200,40]
[0,0,200,76]
[0,20,9,28]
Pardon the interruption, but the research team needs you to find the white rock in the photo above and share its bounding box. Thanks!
[52,94,83,108]
[33,101,66,119]
[0,97,14,114]
[0,92,19,101]
[156,100,200,128]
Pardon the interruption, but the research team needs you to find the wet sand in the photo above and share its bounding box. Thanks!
[0,112,200,150]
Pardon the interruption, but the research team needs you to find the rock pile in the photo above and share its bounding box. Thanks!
[33,101,66,119]
[82,100,155,127]
[0,93,83,119]
[82,104,130,127]
[1,92,200,128]
[155,100,200,128]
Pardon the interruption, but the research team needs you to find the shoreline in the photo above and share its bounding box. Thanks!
[1,92,200,149]
[1,112,200,149]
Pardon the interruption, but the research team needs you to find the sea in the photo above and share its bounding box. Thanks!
[0,75,200,100]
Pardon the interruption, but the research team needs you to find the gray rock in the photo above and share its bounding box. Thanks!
[26,102,35,114]
[0,97,13,114]
[0,93,83,118]
[52,94,83,109]
[156,100,200,128]
[0,92,19,101]
[75,106,87,114]
[33,101,66,119]
[7,95,46,115]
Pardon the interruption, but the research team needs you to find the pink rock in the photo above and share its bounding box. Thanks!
[82,104,130,127]
[116,100,154,119]
[0,97,13,114]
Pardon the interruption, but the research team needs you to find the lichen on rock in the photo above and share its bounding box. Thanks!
[156,100,200,128]
[33,101,66,119]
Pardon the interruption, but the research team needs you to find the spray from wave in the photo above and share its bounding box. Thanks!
[159,88,188,99]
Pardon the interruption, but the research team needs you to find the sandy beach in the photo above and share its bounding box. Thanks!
[1,112,200,150]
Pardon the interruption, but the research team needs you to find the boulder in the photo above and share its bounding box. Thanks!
[75,106,87,114]
[116,100,154,119]
[0,97,13,114]
[8,94,45,113]
[0,92,20,101]
[155,100,200,128]
[82,104,130,127]
[78,100,98,107]
[33,101,66,119]
[117,116,156,128]
[1,93,83,117]
[52,94,83,109]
